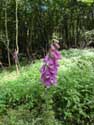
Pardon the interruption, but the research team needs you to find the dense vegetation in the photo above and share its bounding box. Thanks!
[0,0,94,65]
[0,0,94,124]
[0,49,94,125]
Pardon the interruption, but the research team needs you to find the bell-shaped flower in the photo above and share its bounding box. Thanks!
[40,41,62,87]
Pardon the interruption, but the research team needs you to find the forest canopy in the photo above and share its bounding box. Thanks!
[0,0,94,65]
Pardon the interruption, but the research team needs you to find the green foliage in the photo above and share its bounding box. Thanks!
[0,0,94,60]
[83,30,94,46]
[0,49,94,124]
[78,0,94,4]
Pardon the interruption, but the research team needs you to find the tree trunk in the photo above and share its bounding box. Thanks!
[16,0,19,52]
[7,48,11,66]
[5,3,11,67]
[15,0,19,74]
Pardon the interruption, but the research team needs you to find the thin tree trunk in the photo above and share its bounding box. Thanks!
[7,48,11,66]
[74,19,77,47]
[5,3,11,67]
[16,0,19,52]
[15,0,19,74]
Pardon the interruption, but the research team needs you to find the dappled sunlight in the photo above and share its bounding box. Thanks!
[82,49,94,56]
[2,72,18,81]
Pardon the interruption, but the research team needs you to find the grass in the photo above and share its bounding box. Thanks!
[0,48,94,125]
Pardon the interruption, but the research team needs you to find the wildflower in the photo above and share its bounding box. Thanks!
[40,39,62,87]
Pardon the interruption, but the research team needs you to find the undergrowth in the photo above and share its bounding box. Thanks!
[0,49,94,125]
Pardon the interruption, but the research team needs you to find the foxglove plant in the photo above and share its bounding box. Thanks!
[40,39,62,87]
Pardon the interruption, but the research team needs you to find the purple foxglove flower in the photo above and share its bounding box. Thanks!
[40,41,62,87]
[50,47,62,60]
